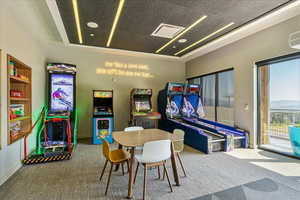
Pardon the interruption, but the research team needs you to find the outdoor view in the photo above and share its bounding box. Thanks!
[261,58,300,155]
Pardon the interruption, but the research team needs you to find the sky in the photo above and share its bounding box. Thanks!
[270,59,300,101]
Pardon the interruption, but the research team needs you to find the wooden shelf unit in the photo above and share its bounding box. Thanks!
[7,55,32,145]
[10,97,30,101]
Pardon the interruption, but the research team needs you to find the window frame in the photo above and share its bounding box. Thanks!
[187,68,234,122]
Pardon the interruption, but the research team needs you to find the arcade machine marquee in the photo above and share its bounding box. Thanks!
[92,90,114,144]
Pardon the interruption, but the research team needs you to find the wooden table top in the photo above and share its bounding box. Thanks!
[113,128,183,147]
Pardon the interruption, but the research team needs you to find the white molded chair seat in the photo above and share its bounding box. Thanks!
[134,140,171,163]
[135,154,167,163]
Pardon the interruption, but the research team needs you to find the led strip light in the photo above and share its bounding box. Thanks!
[72,0,83,44]
[174,22,235,56]
[106,0,126,47]
[155,15,207,53]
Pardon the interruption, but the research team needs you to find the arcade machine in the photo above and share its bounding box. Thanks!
[130,88,161,128]
[92,90,114,144]
[181,84,249,149]
[23,63,78,165]
[158,82,228,153]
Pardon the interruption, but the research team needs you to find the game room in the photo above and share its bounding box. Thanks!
[0,0,300,199]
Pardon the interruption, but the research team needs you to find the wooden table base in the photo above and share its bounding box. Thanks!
[127,147,135,199]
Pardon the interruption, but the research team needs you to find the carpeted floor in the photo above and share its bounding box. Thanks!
[192,178,300,200]
[1,141,300,200]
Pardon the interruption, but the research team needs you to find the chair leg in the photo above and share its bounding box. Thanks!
[163,161,166,180]
[122,163,125,176]
[133,162,140,184]
[157,166,161,179]
[99,159,108,181]
[143,164,148,200]
[163,162,173,192]
[126,160,130,173]
[105,163,114,195]
[177,152,187,177]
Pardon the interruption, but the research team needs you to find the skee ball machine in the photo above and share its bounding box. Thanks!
[23,63,78,165]
[158,82,227,153]
[181,83,249,150]
[92,90,114,144]
[130,88,161,128]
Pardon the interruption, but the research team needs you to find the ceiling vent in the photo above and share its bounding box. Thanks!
[151,23,185,39]
[289,31,300,49]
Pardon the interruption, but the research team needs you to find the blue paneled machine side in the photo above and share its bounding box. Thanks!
[92,90,114,144]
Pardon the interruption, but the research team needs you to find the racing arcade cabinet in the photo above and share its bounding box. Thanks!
[130,88,161,128]
[92,90,114,144]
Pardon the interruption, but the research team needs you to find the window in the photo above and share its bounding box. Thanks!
[217,71,234,125]
[188,69,234,125]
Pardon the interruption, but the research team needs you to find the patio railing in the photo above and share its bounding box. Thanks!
[268,109,300,139]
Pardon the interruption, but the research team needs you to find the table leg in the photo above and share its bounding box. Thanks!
[127,147,135,199]
[115,144,123,171]
[170,142,180,186]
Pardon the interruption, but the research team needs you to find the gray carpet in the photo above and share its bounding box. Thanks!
[192,178,300,200]
[1,141,300,200]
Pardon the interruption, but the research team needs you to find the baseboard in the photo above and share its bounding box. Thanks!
[0,162,22,186]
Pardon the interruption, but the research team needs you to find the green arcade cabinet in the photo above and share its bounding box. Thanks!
[23,63,78,165]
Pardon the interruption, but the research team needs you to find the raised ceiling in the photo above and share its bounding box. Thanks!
[55,0,294,57]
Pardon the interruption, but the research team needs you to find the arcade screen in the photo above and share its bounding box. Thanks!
[50,73,74,112]
[135,101,151,112]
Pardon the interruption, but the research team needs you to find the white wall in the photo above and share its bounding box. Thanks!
[0,0,47,185]
[45,43,185,138]
[186,14,300,147]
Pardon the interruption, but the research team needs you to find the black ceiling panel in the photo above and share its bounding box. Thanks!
[55,0,294,57]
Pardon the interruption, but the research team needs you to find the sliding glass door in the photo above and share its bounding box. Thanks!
[258,57,300,157]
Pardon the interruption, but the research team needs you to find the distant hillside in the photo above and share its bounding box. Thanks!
[271,100,300,109]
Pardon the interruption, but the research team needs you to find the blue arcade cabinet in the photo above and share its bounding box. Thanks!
[92,90,114,144]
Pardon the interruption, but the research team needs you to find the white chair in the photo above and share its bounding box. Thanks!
[124,126,144,151]
[133,140,173,200]
[124,126,144,132]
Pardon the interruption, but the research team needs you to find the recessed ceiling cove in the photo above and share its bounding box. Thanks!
[55,0,294,57]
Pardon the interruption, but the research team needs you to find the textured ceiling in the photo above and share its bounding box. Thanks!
[56,0,294,57]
